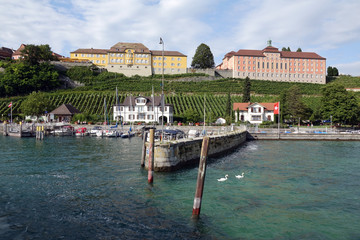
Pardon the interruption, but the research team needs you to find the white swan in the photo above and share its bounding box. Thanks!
[217,174,228,182]
[235,172,244,179]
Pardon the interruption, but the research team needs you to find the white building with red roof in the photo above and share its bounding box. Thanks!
[233,102,276,124]
[217,40,326,84]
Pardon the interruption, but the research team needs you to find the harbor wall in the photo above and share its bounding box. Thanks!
[145,130,247,171]
[247,132,360,140]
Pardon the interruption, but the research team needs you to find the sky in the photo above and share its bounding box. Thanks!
[1,0,360,76]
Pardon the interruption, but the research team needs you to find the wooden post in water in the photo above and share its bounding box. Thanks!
[192,136,210,218]
[141,132,148,167]
[148,128,155,183]
[3,122,7,136]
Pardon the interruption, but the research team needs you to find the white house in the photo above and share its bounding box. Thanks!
[113,95,173,124]
[233,102,276,124]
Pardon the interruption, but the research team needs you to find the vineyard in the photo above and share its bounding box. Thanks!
[0,91,322,121]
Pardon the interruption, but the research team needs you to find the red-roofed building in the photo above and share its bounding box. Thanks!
[217,40,326,84]
[233,102,277,124]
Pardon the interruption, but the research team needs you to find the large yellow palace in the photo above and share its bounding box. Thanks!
[70,42,187,76]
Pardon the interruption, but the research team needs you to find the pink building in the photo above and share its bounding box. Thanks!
[217,40,326,84]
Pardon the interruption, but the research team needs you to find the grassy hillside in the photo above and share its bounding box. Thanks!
[1,74,359,122]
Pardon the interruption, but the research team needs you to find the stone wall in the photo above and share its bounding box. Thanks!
[247,132,360,140]
[145,130,247,171]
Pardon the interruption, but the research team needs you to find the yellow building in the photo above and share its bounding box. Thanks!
[151,50,187,75]
[69,42,187,76]
[70,48,108,67]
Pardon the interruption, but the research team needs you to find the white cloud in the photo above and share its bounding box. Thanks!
[1,0,360,75]
[336,61,360,77]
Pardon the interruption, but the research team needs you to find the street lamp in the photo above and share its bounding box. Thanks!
[330,115,332,129]
[159,37,164,141]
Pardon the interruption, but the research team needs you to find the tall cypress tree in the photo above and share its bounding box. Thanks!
[242,77,251,102]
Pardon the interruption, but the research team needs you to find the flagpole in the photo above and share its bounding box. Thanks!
[10,103,13,123]
[278,101,280,139]
[160,37,164,141]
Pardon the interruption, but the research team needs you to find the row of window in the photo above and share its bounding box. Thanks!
[238,62,323,72]
[127,114,155,120]
[238,115,272,121]
[240,72,324,79]
[240,60,323,67]
[154,62,181,66]
[155,68,182,72]
[153,57,182,61]
[240,55,322,63]
[117,106,169,112]
[76,54,106,58]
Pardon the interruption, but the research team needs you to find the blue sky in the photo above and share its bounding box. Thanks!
[1,0,360,76]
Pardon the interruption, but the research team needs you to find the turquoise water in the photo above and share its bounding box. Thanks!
[0,136,359,239]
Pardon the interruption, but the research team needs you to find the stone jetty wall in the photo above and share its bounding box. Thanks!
[145,130,247,172]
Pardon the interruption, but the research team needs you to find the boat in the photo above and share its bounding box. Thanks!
[104,129,120,137]
[120,130,135,138]
[52,124,74,136]
[75,127,89,137]
[90,126,103,136]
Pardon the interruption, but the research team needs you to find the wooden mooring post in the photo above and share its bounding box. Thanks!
[192,136,210,218]
[141,132,148,167]
[148,128,155,184]
[36,126,45,140]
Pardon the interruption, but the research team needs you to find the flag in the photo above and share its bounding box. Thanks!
[8,102,12,108]
[274,102,279,115]
[159,37,163,44]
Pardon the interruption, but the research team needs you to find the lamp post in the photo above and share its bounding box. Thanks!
[159,37,164,141]
[330,115,332,130]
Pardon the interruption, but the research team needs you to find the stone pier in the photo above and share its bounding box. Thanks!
[145,129,247,171]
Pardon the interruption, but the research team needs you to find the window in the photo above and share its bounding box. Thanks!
[178,58,181,61]
[154,63,157,66]
[251,115,261,121]
[171,57,174,60]
[177,63,181,66]
[258,62,260,68]
[75,54,78,57]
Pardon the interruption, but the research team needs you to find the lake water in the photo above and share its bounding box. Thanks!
[0,135,359,239]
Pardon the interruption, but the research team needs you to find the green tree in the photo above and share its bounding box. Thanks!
[0,62,60,97]
[287,47,291,51]
[191,43,215,69]
[20,91,54,117]
[225,92,232,117]
[286,86,311,124]
[327,66,334,76]
[242,77,251,102]
[281,47,287,51]
[333,67,339,76]
[320,84,360,125]
[183,108,201,123]
[296,48,302,52]
[21,44,57,65]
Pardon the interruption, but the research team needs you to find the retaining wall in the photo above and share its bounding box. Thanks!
[145,130,247,171]
[247,132,360,140]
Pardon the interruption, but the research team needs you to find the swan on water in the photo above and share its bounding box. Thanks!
[235,172,244,179]
[217,174,228,182]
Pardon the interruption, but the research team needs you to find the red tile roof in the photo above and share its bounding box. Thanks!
[110,42,151,53]
[224,46,325,60]
[71,48,108,54]
[150,50,186,57]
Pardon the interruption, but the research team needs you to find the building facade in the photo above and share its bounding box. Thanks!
[217,41,326,84]
[113,95,173,124]
[233,102,276,124]
[70,42,187,76]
